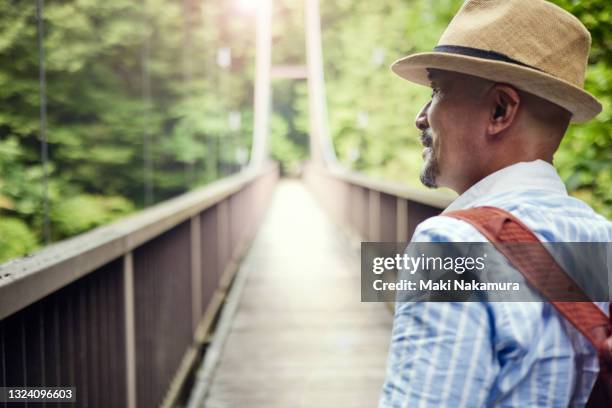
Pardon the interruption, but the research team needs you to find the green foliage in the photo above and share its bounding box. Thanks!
[321,0,462,194]
[549,0,612,218]
[0,218,38,263]
[270,113,306,175]
[0,0,256,261]
[269,80,309,176]
[50,194,134,239]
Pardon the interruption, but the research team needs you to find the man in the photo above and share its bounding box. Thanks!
[379,0,611,406]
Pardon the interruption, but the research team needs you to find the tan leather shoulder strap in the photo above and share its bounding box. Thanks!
[443,206,610,349]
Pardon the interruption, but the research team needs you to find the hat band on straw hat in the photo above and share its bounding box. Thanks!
[433,45,543,73]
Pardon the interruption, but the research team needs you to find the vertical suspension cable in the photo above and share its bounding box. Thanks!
[182,0,195,188]
[142,0,154,206]
[36,0,51,244]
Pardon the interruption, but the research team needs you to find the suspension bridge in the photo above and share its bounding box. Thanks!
[0,0,455,406]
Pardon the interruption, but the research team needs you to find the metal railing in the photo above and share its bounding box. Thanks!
[303,162,454,306]
[303,162,454,242]
[0,163,279,408]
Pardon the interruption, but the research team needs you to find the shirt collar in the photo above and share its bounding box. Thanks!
[443,159,567,212]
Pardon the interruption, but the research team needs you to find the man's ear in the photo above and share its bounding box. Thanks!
[487,84,520,137]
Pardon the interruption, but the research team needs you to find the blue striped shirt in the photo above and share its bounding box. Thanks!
[379,160,612,407]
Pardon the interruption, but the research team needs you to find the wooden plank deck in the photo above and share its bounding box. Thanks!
[188,179,392,408]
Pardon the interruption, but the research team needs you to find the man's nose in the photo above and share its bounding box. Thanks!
[415,101,430,131]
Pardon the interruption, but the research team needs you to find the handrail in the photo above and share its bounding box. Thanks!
[0,163,277,320]
[303,160,454,247]
[322,162,455,209]
[304,161,451,311]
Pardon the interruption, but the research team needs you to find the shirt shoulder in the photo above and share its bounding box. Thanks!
[481,190,612,242]
[412,215,488,243]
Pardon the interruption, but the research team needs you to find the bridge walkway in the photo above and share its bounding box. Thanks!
[189,179,392,407]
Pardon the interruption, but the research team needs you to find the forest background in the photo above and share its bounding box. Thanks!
[0,0,610,262]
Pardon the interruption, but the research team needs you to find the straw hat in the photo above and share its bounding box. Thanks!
[391,0,602,123]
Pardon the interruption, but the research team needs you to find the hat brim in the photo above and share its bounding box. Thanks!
[391,52,602,123]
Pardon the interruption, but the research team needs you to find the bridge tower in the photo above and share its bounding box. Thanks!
[250,0,337,168]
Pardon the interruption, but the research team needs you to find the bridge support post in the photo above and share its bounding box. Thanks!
[305,0,337,166]
[396,198,409,242]
[368,190,381,241]
[190,215,202,335]
[123,253,137,408]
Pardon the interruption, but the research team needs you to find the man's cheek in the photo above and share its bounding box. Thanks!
[432,132,442,158]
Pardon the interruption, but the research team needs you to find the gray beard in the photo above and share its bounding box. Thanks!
[420,148,439,188]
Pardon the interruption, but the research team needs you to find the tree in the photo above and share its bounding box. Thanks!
[0,0,257,262]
